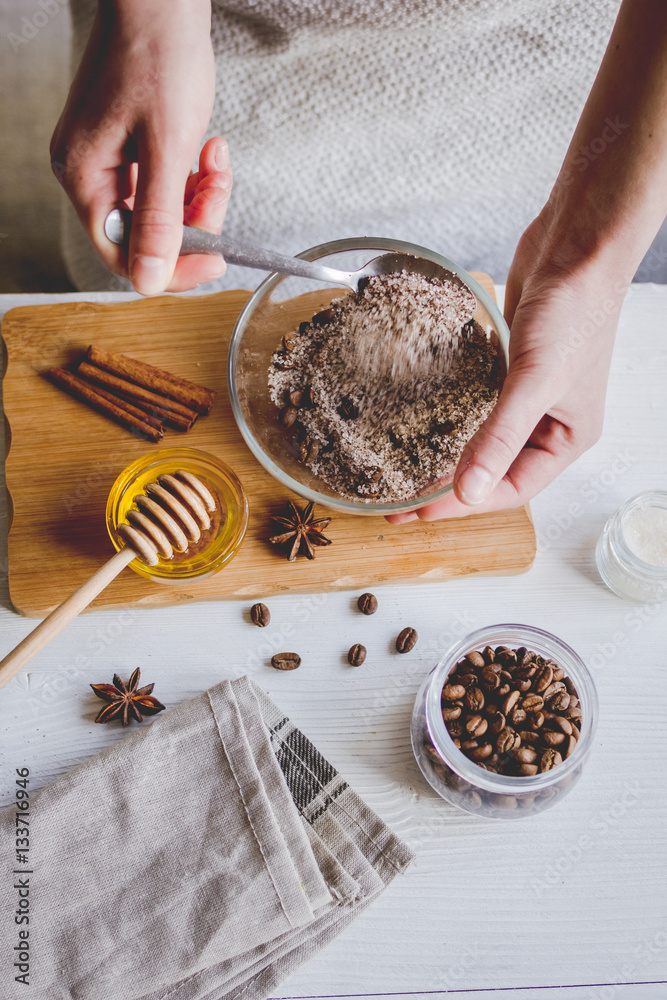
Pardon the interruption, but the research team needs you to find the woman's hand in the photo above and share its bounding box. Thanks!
[388,0,667,524]
[387,219,627,524]
[50,0,229,295]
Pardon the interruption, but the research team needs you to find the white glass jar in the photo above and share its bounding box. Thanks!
[411,624,598,820]
[596,491,667,603]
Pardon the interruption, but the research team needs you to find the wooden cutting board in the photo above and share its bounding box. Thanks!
[1,277,535,618]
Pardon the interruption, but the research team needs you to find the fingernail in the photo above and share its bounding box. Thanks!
[457,464,494,505]
[131,255,168,295]
[215,141,229,171]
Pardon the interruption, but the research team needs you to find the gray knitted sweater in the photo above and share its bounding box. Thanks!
[64,0,623,291]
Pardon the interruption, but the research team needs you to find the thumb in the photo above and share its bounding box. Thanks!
[128,139,191,295]
[453,363,558,506]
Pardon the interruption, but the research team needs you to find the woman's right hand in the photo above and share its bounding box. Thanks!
[50,0,230,295]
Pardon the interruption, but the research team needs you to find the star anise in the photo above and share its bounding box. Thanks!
[269,500,333,561]
[90,668,166,726]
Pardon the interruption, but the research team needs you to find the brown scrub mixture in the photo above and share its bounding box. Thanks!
[268,271,502,503]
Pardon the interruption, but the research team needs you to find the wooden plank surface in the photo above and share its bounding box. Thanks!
[1,276,535,617]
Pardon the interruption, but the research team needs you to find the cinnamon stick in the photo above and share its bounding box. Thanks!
[115,396,195,432]
[77,361,198,426]
[78,382,164,434]
[47,368,163,442]
[86,346,216,415]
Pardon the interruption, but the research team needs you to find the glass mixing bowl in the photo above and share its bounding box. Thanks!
[228,237,510,516]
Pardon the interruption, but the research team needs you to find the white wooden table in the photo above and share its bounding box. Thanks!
[1,285,666,1000]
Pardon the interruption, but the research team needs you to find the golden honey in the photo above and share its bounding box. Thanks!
[106,448,248,583]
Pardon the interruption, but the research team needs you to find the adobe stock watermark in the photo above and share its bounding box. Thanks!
[351,610,476,729]
[582,925,667,1000]
[556,281,628,363]
[585,599,662,674]
[7,0,67,53]
[536,449,635,555]
[572,117,629,172]
[242,593,331,673]
[26,609,140,714]
[530,780,641,898]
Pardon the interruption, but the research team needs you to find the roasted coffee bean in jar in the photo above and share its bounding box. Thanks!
[410,624,598,819]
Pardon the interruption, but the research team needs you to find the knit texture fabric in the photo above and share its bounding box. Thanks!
[63,0,622,291]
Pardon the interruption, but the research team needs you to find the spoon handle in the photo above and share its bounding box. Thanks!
[105,209,352,287]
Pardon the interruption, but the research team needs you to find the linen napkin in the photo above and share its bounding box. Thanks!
[1,676,414,1000]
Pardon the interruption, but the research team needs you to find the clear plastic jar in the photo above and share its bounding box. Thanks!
[596,491,667,603]
[411,624,598,819]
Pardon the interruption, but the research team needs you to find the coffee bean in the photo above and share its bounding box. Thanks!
[424,742,442,764]
[543,680,567,701]
[481,666,501,690]
[303,385,319,408]
[518,730,540,745]
[498,683,511,697]
[510,707,527,727]
[471,743,494,760]
[496,728,521,754]
[516,679,532,692]
[348,643,367,667]
[271,652,301,670]
[282,333,298,352]
[465,714,488,737]
[564,735,578,758]
[461,739,479,751]
[279,404,298,427]
[482,646,496,663]
[465,651,486,669]
[250,602,271,627]
[550,715,573,735]
[533,665,554,693]
[540,748,563,772]
[496,648,518,667]
[357,592,378,615]
[456,672,478,689]
[501,690,520,715]
[312,308,335,326]
[442,683,466,701]
[522,693,545,714]
[288,389,303,407]
[447,720,463,738]
[529,711,545,730]
[514,746,537,764]
[462,790,483,810]
[338,395,359,420]
[442,705,461,721]
[516,763,539,776]
[299,437,319,462]
[542,730,566,747]
[396,627,418,653]
[490,712,506,734]
[465,687,485,712]
[548,691,571,712]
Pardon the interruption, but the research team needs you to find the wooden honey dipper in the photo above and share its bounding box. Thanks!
[0,471,217,690]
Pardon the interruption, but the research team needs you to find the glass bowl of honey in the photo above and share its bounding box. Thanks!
[106,448,248,583]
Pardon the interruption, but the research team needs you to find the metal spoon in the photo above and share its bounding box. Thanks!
[104,208,466,291]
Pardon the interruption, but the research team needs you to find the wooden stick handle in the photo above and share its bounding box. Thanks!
[0,547,136,691]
